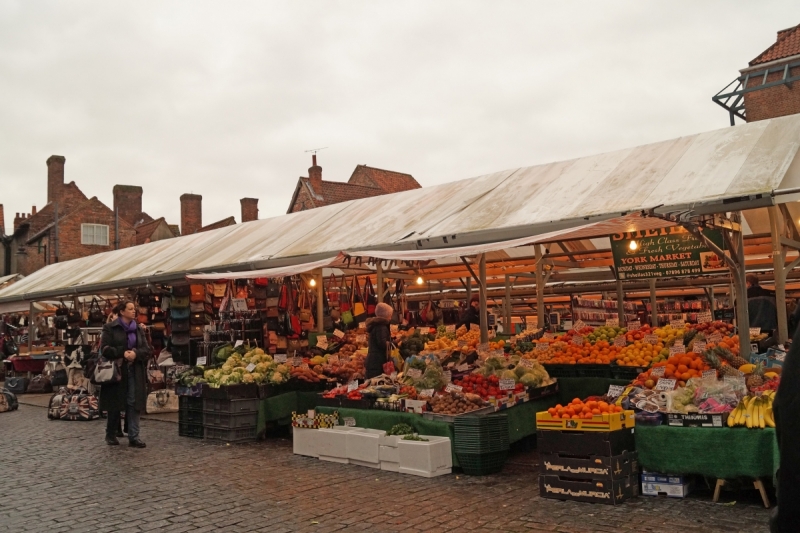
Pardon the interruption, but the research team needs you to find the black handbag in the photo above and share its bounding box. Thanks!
[171,332,190,346]
[88,298,105,327]
[171,319,190,333]
[266,282,280,298]
[54,315,69,330]
[2,337,18,356]
[172,284,191,297]
[67,309,81,326]
[4,376,29,394]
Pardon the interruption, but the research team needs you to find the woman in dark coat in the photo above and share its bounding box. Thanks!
[99,300,151,447]
[364,303,393,379]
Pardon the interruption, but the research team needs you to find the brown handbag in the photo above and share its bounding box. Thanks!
[190,284,205,303]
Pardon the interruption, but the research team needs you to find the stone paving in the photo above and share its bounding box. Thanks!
[0,402,771,533]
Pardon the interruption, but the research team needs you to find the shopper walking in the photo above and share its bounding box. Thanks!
[364,303,393,379]
[99,300,151,448]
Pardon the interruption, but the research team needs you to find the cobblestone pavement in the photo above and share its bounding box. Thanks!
[0,403,771,533]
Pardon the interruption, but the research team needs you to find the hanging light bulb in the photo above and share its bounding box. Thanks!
[416,275,424,285]
[629,240,638,251]
[309,278,317,287]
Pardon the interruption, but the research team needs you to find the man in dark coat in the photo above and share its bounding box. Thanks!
[771,326,800,532]
[456,295,482,331]
[365,303,393,379]
[99,301,151,447]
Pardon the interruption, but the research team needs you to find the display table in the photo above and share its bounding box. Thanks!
[635,425,780,480]
[3,355,49,374]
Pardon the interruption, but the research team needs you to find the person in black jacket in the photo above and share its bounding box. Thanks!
[365,303,393,379]
[456,296,481,331]
[98,300,151,448]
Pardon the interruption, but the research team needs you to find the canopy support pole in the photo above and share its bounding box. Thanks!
[465,277,472,304]
[616,278,625,324]
[649,279,658,328]
[28,301,37,353]
[504,275,511,334]
[768,206,788,343]
[376,262,384,305]
[316,269,324,334]
[704,287,716,313]
[535,244,545,329]
[479,254,488,344]
[726,215,751,359]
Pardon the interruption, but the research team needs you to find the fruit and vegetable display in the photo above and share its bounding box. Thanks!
[203,346,290,387]
[728,390,776,428]
[428,391,488,415]
[545,398,624,420]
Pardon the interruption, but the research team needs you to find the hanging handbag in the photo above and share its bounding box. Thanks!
[266,281,280,298]
[353,276,367,321]
[88,298,105,327]
[190,301,205,313]
[212,283,227,297]
[365,277,377,315]
[190,325,204,337]
[170,307,190,320]
[171,332,190,346]
[298,288,312,322]
[339,275,351,312]
[340,279,354,324]
[171,296,190,309]
[172,284,191,297]
[91,355,121,385]
[327,274,339,303]
[189,284,205,303]
[67,308,81,326]
[253,285,267,299]
[171,319,190,333]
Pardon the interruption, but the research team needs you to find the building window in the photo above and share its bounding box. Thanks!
[81,224,109,246]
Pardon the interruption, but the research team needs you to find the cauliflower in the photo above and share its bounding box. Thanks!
[269,372,285,384]
[276,364,289,375]
[255,363,269,374]
[251,372,266,384]
[241,373,255,384]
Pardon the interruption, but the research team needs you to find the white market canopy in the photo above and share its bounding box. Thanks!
[2,114,800,303]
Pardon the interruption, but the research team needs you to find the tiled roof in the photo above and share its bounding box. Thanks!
[135,217,174,245]
[750,23,800,66]
[350,165,421,193]
[311,179,388,206]
[198,216,236,233]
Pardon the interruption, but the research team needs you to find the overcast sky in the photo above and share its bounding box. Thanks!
[0,1,798,231]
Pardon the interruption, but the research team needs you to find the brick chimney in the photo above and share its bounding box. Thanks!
[46,155,66,205]
[31,206,36,216]
[240,198,259,223]
[13,213,28,233]
[180,194,202,235]
[0,204,5,235]
[308,154,322,193]
[113,185,144,225]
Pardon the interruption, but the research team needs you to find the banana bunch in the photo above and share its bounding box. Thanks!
[727,391,776,429]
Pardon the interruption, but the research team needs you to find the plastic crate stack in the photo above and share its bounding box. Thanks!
[453,414,509,475]
[202,397,259,443]
[178,396,204,438]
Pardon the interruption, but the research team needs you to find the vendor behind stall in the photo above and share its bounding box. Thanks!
[365,303,393,379]
[746,275,778,333]
[456,295,481,331]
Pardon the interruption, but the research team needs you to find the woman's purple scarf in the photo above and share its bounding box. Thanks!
[120,318,138,350]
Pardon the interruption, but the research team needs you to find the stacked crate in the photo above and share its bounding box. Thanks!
[536,410,638,505]
[454,414,509,476]
[202,397,259,443]
[178,396,204,438]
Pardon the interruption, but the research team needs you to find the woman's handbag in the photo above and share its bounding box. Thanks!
[353,277,367,321]
[171,296,190,309]
[170,307,190,320]
[91,355,121,385]
[212,283,227,298]
[327,274,339,304]
[172,284,191,297]
[4,376,29,394]
[171,332,190,346]
[67,308,81,326]
[365,278,377,315]
[298,289,312,322]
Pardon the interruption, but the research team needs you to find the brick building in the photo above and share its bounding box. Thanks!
[286,155,420,213]
[715,23,800,123]
[0,156,261,277]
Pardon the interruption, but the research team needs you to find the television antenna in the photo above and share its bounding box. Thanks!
[304,147,328,155]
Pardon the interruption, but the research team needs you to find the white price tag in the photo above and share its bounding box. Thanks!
[724,375,746,386]
[605,318,619,327]
[607,385,625,398]
[749,327,761,336]
[456,363,469,372]
[333,329,345,339]
[693,341,707,353]
[627,320,641,331]
[418,388,434,397]
[573,320,586,331]
[343,417,356,427]
[670,319,684,329]
[702,370,717,379]
[274,354,287,363]
[316,337,328,350]
[775,352,786,362]
[292,357,303,367]
[572,335,584,346]
[518,359,534,368]
[300,363,309,370]
[347,380,359,392]
[445,384,462,393]
[358,321,366,330]
[406,368,422,379]
[614,336,627,348]
[650,366,666,377]
[390,325,399,333]
[442,371,452,384]
[196,356,207,366]
[327,354,339,365]
[751,343,760,354]
[708,333,723,344]
[697,312,712,324]
[644,334,659,345]
[234,340,244,347]
[245,363,256,372]
[445,325,456,334]
[655,378,677,391]
[231,298,248,312]
[499,379,516,391]
[536,342,550,351]
[669,344,685,355]
[356,335,367,344]
[489,349,505,358]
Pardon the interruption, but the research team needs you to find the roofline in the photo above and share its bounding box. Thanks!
[742,52,800,72]
[355,164,414,178]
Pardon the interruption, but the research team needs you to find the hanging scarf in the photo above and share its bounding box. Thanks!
[120,317,138,350]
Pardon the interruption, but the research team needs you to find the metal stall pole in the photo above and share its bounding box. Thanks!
[479,254,488,344]
[728,214,751,359]
[28,301,37,353]
[316,269,324,334]
[616,279,625,324]
[535,244,545,329]
[376,261,383,305]
[649,279,658,328]
[504,275,511,335]
[768,206,789,344]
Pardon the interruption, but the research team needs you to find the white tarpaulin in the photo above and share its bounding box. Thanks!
[185,255,345,281]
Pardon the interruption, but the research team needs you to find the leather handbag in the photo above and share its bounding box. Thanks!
[266,307,279,318]
[266,297,279,308]
[352,277,367,321]
[189,284,205,303]
[146,389,179,414]
[255,299,266,309]
[172,284,191,297]
[298,290,312,322]
[27,375,53,394]
[137,313,150,325]
[365,278,377,315]
[152,322,167,332]
[190,313,206,325]
[4,376,29,394]
[44,355,68,387]
[190,325,204,337]
[266,282,280,298]
[171,332,190,346]
[171,296,190,309]
[170,307,190,320]
[253,285,267,299]
[91,355,121,385]
[88,298,105,327]
[212,296,223,309]
[190,301,205,313]
[54,315,69,330]
[339,276,351,312]
[59,389,100,421]
[67,309,81,326]
[171,319,190,332]
[246,297,256,309]
[212,283,227,298]
[266,317,280,331]
[327,274,339,303]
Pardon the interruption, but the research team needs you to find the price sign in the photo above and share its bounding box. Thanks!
[234,340,244,347]
[644,334,659,345]
[751,343,760,354]
[343,417,356,427]
[572,335,584,346]
[347,380,359,392]
[670,319,684,329]
[274,354,287,363]
[358,321,366,330]
[442,371,452,384]
[316,337,328,350]
[489,350,504,359]
[693,341,707,353]
[292,357,303,367]
[702,370,718,379]
[438,350,450,360]
[488,329,496,339]
[356,335,367,344]
[775,352,786,362]
[525,316,537,324]
[614,336,627,348]
[470,324,480,332]
[627,320,641,331]
[607,385,625,398]
[518,358,534,368]
[245,363,256,372]
[499,379,516,391]
[708,332,722,344]
[406,368,422,379]
[542,332,555,340]
[674,338,684,346]
[573,320,587,331]
[655,378,677,391]
[456,363,470,372]
[605,318,619,327]
[231,298,248,312]
[445,383,462,393]
[390,325,399,333]
[328,354,339,365]
[669,344,685,355]
[536,342,550,351]
[724,375,746,386]
[749,327,761,336]
[333,329,345,339]
[445,324,455,334]
[650,366,666,377]
[300,363,310,370]
[697,312,712,324]
[477,342,490,352]
[196,356,207,366]
[418,389,434,397]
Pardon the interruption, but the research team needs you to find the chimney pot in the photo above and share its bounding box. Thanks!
[180,193,203,235]
[31,206,36,215]
[308,155,322,193]
[46,155,66,206]
[240,198,259,223]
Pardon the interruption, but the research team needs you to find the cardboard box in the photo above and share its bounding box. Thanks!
[641,470,689,485]
[539,474,638,505]
[667,413,728,428]
[641,477,694,498]
[536,410,635,432]
[398,436,452,478]
[404,399,427,414]
[537,428,636,457]
[539,451,638,481]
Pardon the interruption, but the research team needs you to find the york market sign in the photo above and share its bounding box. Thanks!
[611,227,726,280]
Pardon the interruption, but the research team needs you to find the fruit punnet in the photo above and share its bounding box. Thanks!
[546,398,623,420]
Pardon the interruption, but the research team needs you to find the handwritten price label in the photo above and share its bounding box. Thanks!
[605,318,619,327]
[347,380,359,392]
[749,327,761,336]
[614,336,627,348]
[697,312,712,324]
[196,356,207,366]
[418,389,434,397]
[316,337,328,350]
[274,354,287,363]
[573,320,587,331]
[499,379,516,391]
[445,384,463,393]
[333,329,345,339]
[406,368,422,379]
[245,363,256,372]
[708,333,722,344]
[343,417,356,427]
[607,385,625,398]
[693,341,706,353]
[442,371,452,384]
[536,342,550,351]
[669,344,685,355]
[670,319,684,329]
[655,378,677,391]
[702,370,717,379]
[627,320,641,331]
[292,357,303,367]
[644,334,659,345]
[650,366,666,377]
[445,325,455,334]
[518,359,534,368]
